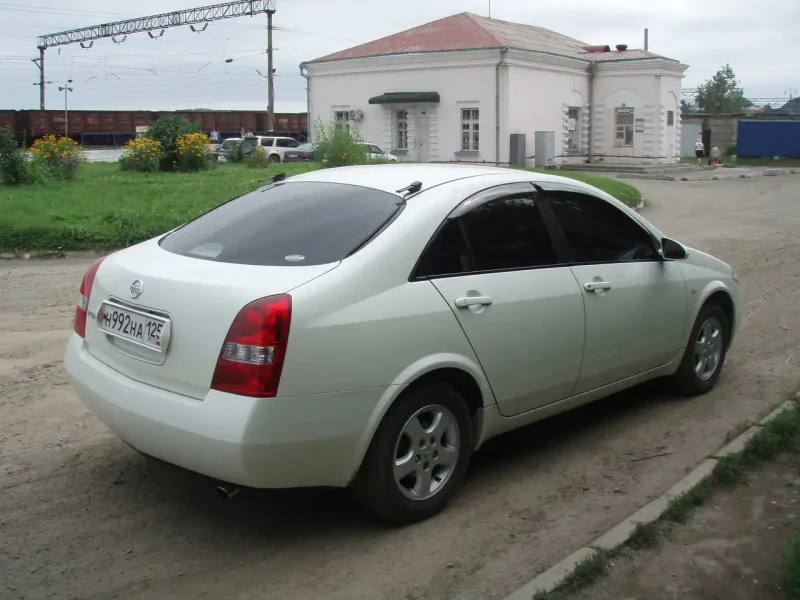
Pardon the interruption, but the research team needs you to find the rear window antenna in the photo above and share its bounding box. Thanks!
[396,181,423,196]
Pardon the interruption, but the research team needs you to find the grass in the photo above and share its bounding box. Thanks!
[0,161,319,252]
[0,161,642,253]
[532,397,800,600]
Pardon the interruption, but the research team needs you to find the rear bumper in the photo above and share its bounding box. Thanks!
[64,334,385,489]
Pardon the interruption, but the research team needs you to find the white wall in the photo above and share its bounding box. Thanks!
[593,70,685,164]
[307,54,500,163]
[306,51,687,166]
[661,77,683,163]
[506,63,590,166]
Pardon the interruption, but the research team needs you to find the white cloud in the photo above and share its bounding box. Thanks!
[1,0,797,112]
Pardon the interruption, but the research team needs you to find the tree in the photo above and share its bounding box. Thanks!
[694,65,753,114]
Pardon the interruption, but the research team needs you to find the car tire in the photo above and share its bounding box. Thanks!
[671,302,729,397]
[268,155,280,163]
[352,382,473,524]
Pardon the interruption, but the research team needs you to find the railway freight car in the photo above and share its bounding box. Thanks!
[0,109,308,147]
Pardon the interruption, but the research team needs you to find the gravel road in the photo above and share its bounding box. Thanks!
[1,175,799,600]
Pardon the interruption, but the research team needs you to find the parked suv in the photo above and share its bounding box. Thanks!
[218,136,301,163]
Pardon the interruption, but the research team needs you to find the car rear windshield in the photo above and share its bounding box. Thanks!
[159,181,403,266]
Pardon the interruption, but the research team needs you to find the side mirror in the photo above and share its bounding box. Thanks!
[661,237,687,260]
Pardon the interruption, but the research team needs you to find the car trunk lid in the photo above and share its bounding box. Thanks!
[84,240,337,400]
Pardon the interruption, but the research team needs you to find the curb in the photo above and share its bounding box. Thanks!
[0,250,109,261]
[502,396,800,600]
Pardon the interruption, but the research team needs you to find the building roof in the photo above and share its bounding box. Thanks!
[308,12,675,64]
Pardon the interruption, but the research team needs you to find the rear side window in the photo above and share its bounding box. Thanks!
[414,193,558,278]
[461,195,557,271]
[159,182,402,266]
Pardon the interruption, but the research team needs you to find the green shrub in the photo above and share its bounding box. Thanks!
[313,118,368,167]
[224,139,248,164]
[0,127,31,186]
[119,137,163,172]
[29,134,83,181]
[143,116,202,171]
[176,132,211,172]
[245,145,270,168]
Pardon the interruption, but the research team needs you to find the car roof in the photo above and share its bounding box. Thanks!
[285,163,608,199]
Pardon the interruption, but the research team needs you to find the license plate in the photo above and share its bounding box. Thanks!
[285,153,297,159]
[98,301,169,352]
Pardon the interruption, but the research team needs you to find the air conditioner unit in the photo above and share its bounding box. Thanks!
[349,109,364,121]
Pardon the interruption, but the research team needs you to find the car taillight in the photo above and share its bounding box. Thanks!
[74,256,107,338]
[298,153,307,159]
[210,294,292,398]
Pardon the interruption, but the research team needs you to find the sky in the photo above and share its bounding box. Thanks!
[1,0,798,113]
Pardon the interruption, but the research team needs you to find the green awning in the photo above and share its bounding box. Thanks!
[368,92,440,105]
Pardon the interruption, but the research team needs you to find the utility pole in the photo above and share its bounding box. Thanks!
[267,9,275,132]
[32,47,46,109]
[59,80,74,137]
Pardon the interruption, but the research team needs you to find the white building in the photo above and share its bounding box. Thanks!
[300,13,688,166]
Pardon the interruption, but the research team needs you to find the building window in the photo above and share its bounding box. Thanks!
[460,108,479,151]
[396,110,408,150]
[334,110,350,132]
[667,111,675,126]
[615,108,634,147]
[567,107,581,152]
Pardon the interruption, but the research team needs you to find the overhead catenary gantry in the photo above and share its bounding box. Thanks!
[33,0,277,128]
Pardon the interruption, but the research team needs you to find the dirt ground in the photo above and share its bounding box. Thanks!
[575,451,800,600]
[1,175,799,600]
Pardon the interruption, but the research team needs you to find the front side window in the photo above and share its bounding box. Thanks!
[414,193,558,278]
[396,110,409,150]
[543,191,657,263]
[615,108,634,147]
[160,182,402,267]
[460,108,480,151]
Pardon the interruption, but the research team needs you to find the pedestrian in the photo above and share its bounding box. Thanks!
[694,136,705,165]
[210,129,219,142]
[710,144,720,166]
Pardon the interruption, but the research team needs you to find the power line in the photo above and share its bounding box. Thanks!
[36,1,277,48]
[29,1,277,110]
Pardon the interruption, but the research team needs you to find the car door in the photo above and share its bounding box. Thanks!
[539,185,688,394]
[414,183,586,417]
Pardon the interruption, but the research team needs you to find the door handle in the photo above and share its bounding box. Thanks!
[584,281,612,293]
[454,296,493,308]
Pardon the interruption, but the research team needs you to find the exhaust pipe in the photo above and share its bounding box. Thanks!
[215,483,240,500]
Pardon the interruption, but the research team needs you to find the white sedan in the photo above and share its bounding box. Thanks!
[64,164,740,524]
